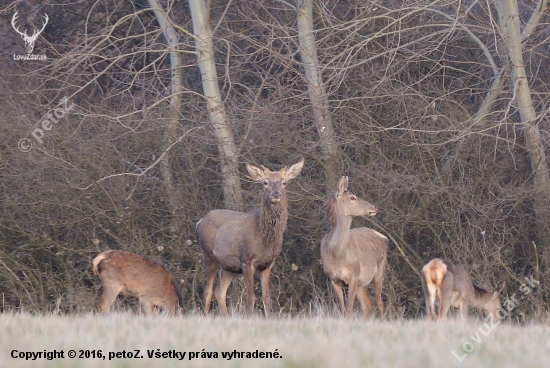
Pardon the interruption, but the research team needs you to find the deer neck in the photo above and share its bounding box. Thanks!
[471,285,492,308]
[260,197,288,248]
[327,209,353,254]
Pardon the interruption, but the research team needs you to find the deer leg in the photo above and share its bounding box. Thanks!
[438,287,452,321]
[459,301,468,321]
[260,265,273,317]
[141,300,156,316]
[372,272,385,319]
[331,280,345,315]
[356,286,373,319]
[203,255,218,315]
[423,285,436,321]
[426,293,436,321]
[214,270,236,317]
[437,272,455,321]
[242,263,257,316]
[165,303,176,317]
[98,284,122,314]
[346,279,359,317]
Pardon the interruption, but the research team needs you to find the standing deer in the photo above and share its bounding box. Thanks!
[93,250,183,316]
[196,158,304,317]
[421,258,504,321]
[321,176,389,318]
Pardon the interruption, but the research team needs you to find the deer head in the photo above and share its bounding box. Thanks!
[246,158,305,205]
[483,282,506,317]
[334,176,378,217]
[12,11,49,54]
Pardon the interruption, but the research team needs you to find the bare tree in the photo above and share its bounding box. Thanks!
[188,0,243,210]
[495,0,550,231]
[297,0,340,187]
[148,0,185,232]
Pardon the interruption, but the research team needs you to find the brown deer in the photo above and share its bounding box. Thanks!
[196,158,304,317]
[421,258,504,321]
[93,250,183,316]
[321,176,389,318]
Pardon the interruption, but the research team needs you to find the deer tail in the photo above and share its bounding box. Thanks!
[92,251,113,276]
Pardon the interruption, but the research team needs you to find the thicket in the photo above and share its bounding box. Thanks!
[0,0,549,319]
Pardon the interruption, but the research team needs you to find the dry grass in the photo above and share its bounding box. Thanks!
[1,312,549,367]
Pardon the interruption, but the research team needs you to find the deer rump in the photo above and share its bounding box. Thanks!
[93,250,183,316]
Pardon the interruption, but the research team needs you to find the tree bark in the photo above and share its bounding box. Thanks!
[148,0,184,233]
[496,0,550,230]
[188,0,243,211]
[297,0,340,188]
[472,0,548,129]
[442,2,547,176]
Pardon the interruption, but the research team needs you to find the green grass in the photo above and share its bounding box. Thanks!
[1,313,549,367]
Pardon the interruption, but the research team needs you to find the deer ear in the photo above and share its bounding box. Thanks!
[284,158,305,180]
[336,176,348,198]
[246,162,265,181]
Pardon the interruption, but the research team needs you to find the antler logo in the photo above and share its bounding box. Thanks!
[11,11,49,54]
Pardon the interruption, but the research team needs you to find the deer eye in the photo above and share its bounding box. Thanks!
[282,181,287,185]
[263,180,268,185]
[350,196,356,201]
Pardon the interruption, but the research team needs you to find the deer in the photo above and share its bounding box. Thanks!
[421,258,504,321]
[11,11,49,54]
[92,249,183,316]
[195,158,304,317]
[321,176,389,319]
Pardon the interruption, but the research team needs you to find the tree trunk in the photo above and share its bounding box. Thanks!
[443,2,547,175]
[496,0,550,230]
[188,0,243,211]
[148,0,184,233]
[297,0,340,188]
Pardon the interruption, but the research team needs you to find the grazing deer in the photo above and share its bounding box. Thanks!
[93,250,183,316]
[196,158,305,317]
[321,176,389,318]
[421,258,504,321]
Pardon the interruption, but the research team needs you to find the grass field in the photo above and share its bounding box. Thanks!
[1,312,549,368]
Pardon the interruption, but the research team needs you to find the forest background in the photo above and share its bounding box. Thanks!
[0,0,549,319]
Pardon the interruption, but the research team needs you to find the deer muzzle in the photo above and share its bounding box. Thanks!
[270,191,282,203]
[367,206,379,216]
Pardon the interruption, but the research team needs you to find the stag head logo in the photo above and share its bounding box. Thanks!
[11,11,49,54]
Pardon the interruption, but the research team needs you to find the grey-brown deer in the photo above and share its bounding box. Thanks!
[321,176,389,318]
[421,258,504,321]
[196,158,304,317]
[93,250,183,316]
